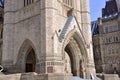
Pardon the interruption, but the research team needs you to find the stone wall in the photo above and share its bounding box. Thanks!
[0,73,21,80]
[104,74,120,80]
[0,72,72,80]
[97,73,120,80]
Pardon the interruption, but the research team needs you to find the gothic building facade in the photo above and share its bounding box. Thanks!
[0,0,96,80]
[92,0,120,77]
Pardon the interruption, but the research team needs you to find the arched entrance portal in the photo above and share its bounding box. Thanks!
[16,39,37,73]
[65,44,77,76]
[63,32,88,78]
[26,48,36,72]
[65,43,84,77]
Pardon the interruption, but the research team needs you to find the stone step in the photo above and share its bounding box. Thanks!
[73,77,91,80]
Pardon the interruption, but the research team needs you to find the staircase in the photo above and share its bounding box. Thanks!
[73,77,84,80]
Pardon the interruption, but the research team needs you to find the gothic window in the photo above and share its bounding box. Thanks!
[112,49,114,54]
[24,0,34,7]
[113,36,119,42]
[116,37,118,42]
[63,0,73,7]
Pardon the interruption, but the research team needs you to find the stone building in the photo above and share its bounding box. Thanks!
[92,0,120,77]
[0,0,96,80]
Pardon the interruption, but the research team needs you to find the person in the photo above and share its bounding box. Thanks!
[90,73,94,80]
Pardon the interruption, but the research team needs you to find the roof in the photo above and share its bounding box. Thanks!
[91,21,99,36]
[102,0,119,17]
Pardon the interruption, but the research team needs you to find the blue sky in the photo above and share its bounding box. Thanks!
[90,0,106,21]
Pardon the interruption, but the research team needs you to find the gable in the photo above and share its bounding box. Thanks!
[59,15,85,43]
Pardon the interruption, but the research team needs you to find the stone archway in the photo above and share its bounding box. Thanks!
[62,31,88,78]
[16,39,37,73]
[65,44,77,76]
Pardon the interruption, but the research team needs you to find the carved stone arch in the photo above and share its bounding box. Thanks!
[16,39,37,73]
[73,32,88,62]
[62,29,88,78]
[65,42,78,76]
[63,29,88,62]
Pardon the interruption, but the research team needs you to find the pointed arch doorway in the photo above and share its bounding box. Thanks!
[63,32,88,78]
[64,43,84,77]
[65,44,77,76]
[26,48,36,72]
[16,39,37,73]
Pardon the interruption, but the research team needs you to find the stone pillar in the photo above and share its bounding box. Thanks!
[2,0,16,72]
[44,0,64,75]
[40,1,73,80]
[80,0,96,78]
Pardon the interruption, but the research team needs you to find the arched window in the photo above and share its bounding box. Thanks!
[24,0,34,7]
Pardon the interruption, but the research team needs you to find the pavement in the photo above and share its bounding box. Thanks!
[73,77,92,80]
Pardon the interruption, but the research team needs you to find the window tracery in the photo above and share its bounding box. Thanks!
[24,0,34,7]
[63,0,73,7]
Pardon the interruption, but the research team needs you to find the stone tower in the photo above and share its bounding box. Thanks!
[1,0,96,79]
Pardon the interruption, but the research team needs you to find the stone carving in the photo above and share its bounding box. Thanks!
[64,51,71,73]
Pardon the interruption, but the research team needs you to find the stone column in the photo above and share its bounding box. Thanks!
[44,0,64,75]
[80,0,96,78]
[2,0,15,72]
